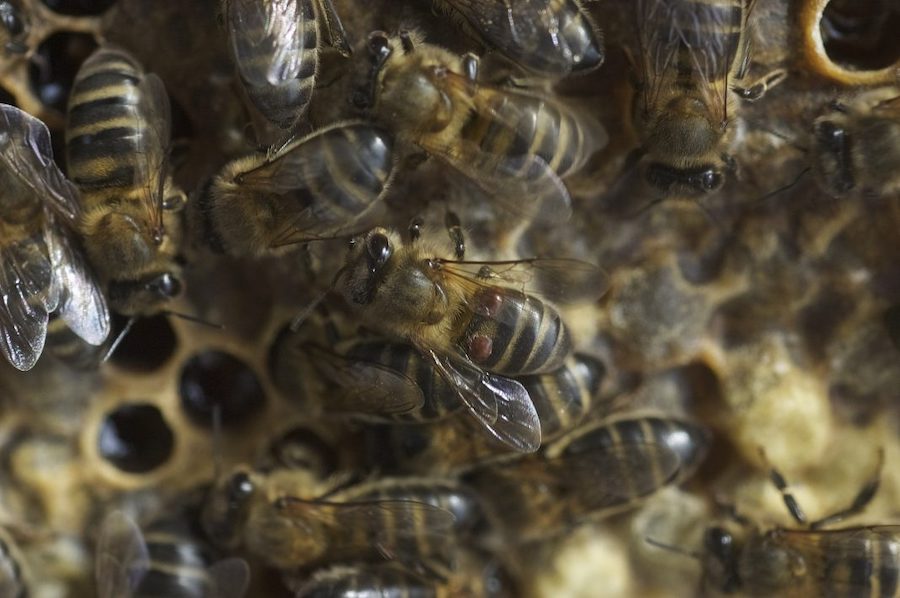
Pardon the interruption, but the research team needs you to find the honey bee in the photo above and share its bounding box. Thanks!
[202,466,480,575]
[222,0,351,137]
[0,528,29,598]
[66,46,186,317]
[198,122,394,256]
[359,30,607,223]
[0,1,27,55]
[654,451,897,596]
[431,0,603,76]
[331,225,608,452]
[630,0,786,196]
[0,104,109,371]
[811,87,900,199]
[465,415,711,541]
[95,510,250,598]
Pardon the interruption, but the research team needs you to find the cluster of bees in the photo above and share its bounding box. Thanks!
[0,0,898,596]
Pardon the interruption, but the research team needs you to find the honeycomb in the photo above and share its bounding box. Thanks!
[0,0,898,596]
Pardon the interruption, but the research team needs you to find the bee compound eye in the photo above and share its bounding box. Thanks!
[366,232,392,270]
[700,169,723,191]
[227,471,255,504]
[155,273,182,298]
[705,527,733,555]
[367,31,391,58]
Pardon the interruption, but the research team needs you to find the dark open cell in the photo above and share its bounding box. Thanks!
[179,351,266,428]
[98,402,174,474]
[40,0,116,16]
[108,313,178,372]
[821,0,900,70]
[28,32,97,112]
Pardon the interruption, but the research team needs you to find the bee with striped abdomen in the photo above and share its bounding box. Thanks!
[466,415,711,541]
[630,0,786,197]
[66,46,186,317]
[95,510,250,598]
[359,30,607,224]
[430,0,603,77]
[332,224,608,452]
[201,466,478,576]
[0,104,109,371]
[222,0,351,141]
[198,122,394,256]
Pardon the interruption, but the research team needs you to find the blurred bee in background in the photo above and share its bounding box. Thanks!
[811,87,900,199]
[428,0,604,77]
[95,510,250,598]
[0,527,30,598]
[66,46,186,317]
[0,104,109,371]
[222,0,351,144]
[465,415,711,541]
[332,224,608,452]
[198,121,394,256]
[629,0,786,197]
[358,30,607,224]
[0,1,27,55]
[651,451,897,596]
[202,466,480,577]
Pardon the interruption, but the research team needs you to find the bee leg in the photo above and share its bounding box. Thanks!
[444,210,465,259]
[399,30,416,54]
[732,69,787,102]
[809,448,884,530]
[315,0,352,57]
[758,448,808,525]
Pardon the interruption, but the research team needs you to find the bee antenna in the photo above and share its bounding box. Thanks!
[754,167,811,205]
[645,537,702,560]
[102,316,136,363]
[161,310,224,330]
[289,290,330,332]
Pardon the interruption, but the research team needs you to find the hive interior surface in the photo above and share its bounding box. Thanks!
[0,0,899,596]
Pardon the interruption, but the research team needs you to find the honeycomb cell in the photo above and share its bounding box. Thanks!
[28,32,97,112]
[108,314,178,372]
[98,403,174,474]
[40,0,115,16]
[820,0,900,70]
[179,350,265,427]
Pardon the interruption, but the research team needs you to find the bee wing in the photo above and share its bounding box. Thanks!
[774,526,900,592]
[302,343,425,416]
[227,0,309,86]
[426,349,542,453]
[438,257,610,304]
[134,67,172,236]
[207,557,251,598]
[95,511,150,598]
[446,0,594,74]
[633,0,742,125]
[275,497,456,565]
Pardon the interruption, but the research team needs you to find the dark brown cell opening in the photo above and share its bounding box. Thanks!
[40,0,116,16]
[28,31,97,112]
[179,351,266,428]
[98,402,174,474]
[108,313,178,372]
[821,0,900,71]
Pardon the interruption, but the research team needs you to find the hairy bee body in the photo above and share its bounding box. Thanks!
[432,0,603,76]
[66,46,184,316]
[199,122,393,256]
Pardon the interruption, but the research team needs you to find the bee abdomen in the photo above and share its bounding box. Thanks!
[820,533,900,598]
[460,294,572,376]
[133,522,215,598]
[65,48,148,203]
[45,314,102,369]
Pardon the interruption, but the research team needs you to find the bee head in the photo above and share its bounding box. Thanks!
[340,229,395,305]
[702,526,741,593]
[201,467,256,549]
[107,271,183,316]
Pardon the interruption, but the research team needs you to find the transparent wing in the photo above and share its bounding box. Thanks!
[46,212,110,346]
[437,257,610,304]
[0,238,56,371]
[208,557,252,598]
[228,0,308,86]
[275,496,456,565]
[0,104,81,222]
[447,0,594,73]
[95,511,150,598]
[134,68,172,238]
[302,343,425,417]
[426,349,541,453]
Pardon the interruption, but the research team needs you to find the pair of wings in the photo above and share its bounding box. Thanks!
[0,105,109,371]
[274,495,456,569]
[306,257,608,452]
[233,122,393,249]
[440,0,600,75]
[95,511,250,598]
[632,0,756,127]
